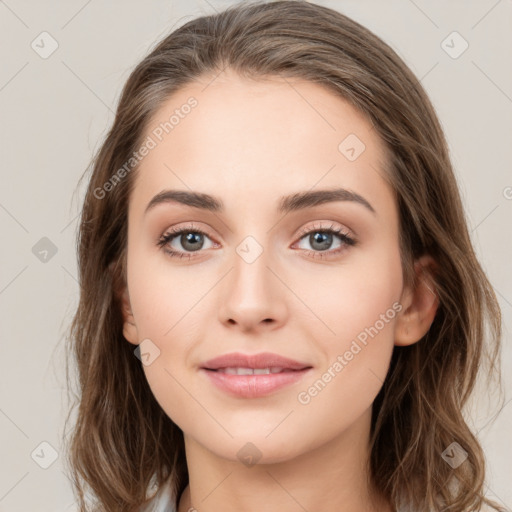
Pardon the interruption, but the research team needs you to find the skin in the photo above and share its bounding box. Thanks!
[120,69,438,512]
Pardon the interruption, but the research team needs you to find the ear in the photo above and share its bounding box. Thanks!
[109,260,139,346]
[119,286,139,345]
[394,254,439,346]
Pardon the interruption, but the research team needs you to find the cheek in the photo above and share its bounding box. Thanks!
[297,246,403,347]
[292,277,400,441]
[297,247,402,397]
[127,246,203,339]
[125,250,211,414]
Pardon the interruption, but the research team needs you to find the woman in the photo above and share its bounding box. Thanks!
[64,2,504,511]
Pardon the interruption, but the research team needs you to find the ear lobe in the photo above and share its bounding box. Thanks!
[109,260,139,346]
[120,286,139,345]
[394,254,439,346]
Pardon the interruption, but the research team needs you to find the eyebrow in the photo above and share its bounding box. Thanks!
[144,188,376,216]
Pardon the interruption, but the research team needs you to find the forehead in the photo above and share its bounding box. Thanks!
[129,70,394,220]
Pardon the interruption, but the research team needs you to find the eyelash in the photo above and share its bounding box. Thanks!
[157,222,357,261]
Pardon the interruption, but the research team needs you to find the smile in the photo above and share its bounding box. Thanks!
[201,367,312,398]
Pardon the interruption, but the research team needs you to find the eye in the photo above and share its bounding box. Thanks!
[157,223,217,260]
[157,221,356,261]
[293,222,356,260]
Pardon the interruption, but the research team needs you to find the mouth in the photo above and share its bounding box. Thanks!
[203,367,309,375]
[200,351,312,372]
[200,365,312,398]
[199,351,313,398]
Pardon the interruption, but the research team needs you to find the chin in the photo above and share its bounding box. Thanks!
[192,424,313,464]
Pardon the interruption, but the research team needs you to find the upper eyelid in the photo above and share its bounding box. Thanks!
[295,221,353,238]
[161,221,351,237]
[160,221,355,248]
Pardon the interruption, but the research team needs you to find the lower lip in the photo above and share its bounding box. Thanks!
[201,368,312,398]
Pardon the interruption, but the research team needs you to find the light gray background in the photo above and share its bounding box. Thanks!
[0,1,511,510]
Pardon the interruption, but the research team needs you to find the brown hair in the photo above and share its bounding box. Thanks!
[63,1,504,511]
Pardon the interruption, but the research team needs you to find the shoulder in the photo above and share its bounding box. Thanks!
[138,481,177,512]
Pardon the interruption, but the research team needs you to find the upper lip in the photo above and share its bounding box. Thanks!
[201,352,312,371]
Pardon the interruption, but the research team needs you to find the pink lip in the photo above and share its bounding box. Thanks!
[201,351,311,371]
[200,351,313,398]
[201,368,312,398]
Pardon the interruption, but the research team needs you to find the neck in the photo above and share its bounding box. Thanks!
[176,408,393,512]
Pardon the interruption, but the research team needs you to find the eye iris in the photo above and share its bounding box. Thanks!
[181,232,204,252]
[310,231,332,251]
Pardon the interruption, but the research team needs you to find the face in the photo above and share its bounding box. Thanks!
[121,69,415,464]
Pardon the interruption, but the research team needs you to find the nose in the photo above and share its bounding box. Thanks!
[217,240,288,333]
